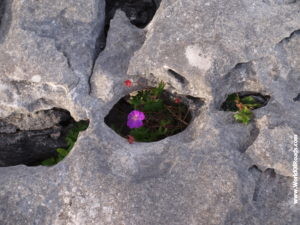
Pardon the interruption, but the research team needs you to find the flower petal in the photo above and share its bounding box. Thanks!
[127,119,143,128]
[124,80,132,87]
[138,112,145,120]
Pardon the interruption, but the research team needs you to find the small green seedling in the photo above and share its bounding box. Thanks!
[41,120,89,166]
[224,94,262,125]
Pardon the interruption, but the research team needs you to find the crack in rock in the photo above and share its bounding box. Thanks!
[0,0,12,44]
[263,0,299,5]
[89,10,146,99]
[277,29,300,45]
[293,93,300,101]
[0,0,5,27]
[89,0,161,94]
[0,108,74,167]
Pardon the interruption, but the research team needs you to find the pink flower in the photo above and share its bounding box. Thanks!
[124,80,132,87]
[127,110,145,129]
[174,98,181,104]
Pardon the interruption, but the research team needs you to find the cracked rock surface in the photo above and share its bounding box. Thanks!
[0,0,299,224]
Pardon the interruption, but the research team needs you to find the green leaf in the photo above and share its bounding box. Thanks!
[245,103,262,109]
[240,96,256,104]
[129,95,142,109]
[56,148,69,157]
[41,157,57,166]
[223,94,239,111]
[151,81,165,97]
[65,137,74,147]
[130,127,151,142]
[241,96,262,109]
[40,120,89,166]
[234,108,253,124]
[67,142,75,151]
[143,100,164,112]
[160,119,171,127]
[158,126,168,135]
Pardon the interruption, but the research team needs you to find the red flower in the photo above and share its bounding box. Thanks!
[127,135,135,144]
[124,80,132,87]
[174,98,181,104]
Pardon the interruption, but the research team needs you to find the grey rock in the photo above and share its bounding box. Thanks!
[0,128,66,167]
[0,108,74,167]
[0,0,105,90]
[90,10,145,102]
[0,0,299,225]
[0,108,71,131]
[246,125,296,176]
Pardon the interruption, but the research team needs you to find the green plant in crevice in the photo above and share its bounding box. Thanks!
[115,80,191,143]
[224,94,262,125]
[41,120,89,166]
[128,81,165,112]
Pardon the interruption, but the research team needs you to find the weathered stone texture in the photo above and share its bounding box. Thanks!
[0,0,299,224]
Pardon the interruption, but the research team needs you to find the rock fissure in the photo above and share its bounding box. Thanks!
[0,108,80,167]
[0,0,5,27]
[277,29,300,45]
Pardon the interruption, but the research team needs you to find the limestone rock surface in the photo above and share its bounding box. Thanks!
[0,0,299,225]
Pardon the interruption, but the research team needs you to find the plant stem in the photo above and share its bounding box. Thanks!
[165,105,189,126]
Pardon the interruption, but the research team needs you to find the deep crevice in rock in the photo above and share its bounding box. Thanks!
[100,0,161,51]
[0,0,11,44]
[88,1,107,93]
[0,0,4,26]
[89,0,161,93]
[293,93,300,101]
[167,69,188,86]
[263,0,299,5]
[185,95,205,117]
[0,108,89,167]
[277,29,300,45]
[248,165,262,173]
[221,91,270,111]
[104,0,160,45]
[239,124,260,153]
[106,0,161,29]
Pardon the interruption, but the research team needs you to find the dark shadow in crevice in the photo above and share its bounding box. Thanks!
[0,0,12,44]
[0,0,4,26]
[293,93,300,102]
[185,95,205,118]
[106,0,161,29]
[239,124,260,153]
[248,165,262,173]
[0,108,89,167]
[186,95,204,106]
[277,29,300,45]
[167,69,189,86]
[101,0,161,50]
[89,0,161,94]
[221,91,270,111]
[263,0,299,5]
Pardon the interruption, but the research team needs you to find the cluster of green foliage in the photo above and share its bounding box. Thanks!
[41,121,89,166]
[224,94,262,124]
[129,81,165,112]
[127,82,190,142]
